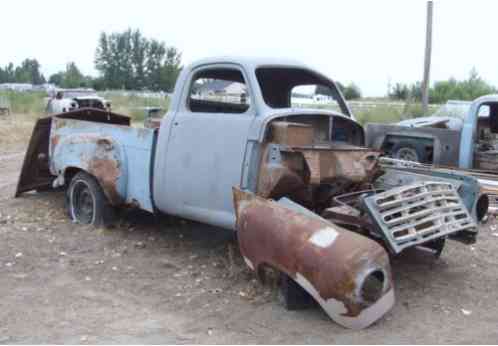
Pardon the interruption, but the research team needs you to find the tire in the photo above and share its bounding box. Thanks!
[392,142,426,163]
[279,272,314,310]
[66,171,115,227]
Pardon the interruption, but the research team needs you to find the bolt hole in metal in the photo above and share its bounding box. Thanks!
[360,270,385,304]
[71,181,95,224]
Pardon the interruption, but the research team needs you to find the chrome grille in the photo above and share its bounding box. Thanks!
[364,181,478,254]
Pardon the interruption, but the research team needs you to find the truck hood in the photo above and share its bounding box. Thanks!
[397,115,463,131]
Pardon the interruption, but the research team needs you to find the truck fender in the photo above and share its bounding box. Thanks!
[232,188,394,329]
[51,133,127,205]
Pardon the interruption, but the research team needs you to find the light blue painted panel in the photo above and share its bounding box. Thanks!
[50,118,155,212]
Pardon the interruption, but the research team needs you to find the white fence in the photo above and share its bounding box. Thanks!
[100,90,171,99]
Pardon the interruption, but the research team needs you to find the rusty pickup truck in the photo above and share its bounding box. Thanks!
[16,57,488,329]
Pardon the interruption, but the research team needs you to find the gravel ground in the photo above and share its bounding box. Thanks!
[1,140,498,344]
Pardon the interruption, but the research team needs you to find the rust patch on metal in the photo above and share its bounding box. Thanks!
[80,136,123,205]
[271,121,314,147]
[88,157,121,205]
[50,134,60,150]
[255,142,381,212]
[298,146,381,185]
[256,144,310,201]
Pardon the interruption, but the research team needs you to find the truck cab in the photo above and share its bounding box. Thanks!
[153,57,357,229]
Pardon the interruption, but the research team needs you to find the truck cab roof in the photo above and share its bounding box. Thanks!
[172,56,354,122]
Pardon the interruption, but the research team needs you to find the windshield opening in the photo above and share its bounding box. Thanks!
[432,100,472,119]
[255,67,350,117]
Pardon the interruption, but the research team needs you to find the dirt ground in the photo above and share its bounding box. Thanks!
[1,120,498,344]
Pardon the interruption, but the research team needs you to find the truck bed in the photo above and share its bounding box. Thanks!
[48,110,156,212]
[16,109,156,211]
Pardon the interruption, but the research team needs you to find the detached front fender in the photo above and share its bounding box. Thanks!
[233,188,394,329]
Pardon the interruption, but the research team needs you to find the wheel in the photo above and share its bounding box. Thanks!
[66,171,115,227]
[392,142,426,163]
[279,272,314,310]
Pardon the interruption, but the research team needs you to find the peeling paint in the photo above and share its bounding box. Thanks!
[295,273,395,329]
[308,227,338,248]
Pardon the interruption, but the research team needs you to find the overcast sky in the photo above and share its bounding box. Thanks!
[1,0,496,96]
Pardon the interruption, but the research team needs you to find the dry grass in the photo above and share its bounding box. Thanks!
[0,115,35,152]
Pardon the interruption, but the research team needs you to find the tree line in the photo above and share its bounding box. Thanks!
[389,68,496,104]
[0,29,182,92]
[1,30,496,102]
[0,59,46,85]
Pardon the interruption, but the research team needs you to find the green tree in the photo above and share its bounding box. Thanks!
[390,68,496,104]
[159,47,182,92]
[49,62,93,88]
[95,28,182,91]
[316,82,362,100]
[4,63,15,82]
[8,59,46,84]
[48,72,63,86]
[429,68,496,104]
[389,83,410,100]
[63,62,85,88]
[131,29,148,89]
[341,82,362,100]
[145,39,166,91]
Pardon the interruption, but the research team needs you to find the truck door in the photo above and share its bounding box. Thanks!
[159,65,255,229]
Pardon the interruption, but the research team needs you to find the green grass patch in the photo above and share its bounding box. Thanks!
[100,92,170,121]
[0,91,46,115]
[352,103,439,125]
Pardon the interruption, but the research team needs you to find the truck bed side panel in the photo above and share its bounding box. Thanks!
[365,123,461,165]
[50,117,155,212]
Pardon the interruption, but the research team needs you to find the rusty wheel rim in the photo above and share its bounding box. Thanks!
[71,181,95,224]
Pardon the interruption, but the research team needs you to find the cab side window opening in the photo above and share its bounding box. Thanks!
[189,68,250,114]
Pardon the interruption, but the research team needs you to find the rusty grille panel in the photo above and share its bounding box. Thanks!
[364,181,478,254]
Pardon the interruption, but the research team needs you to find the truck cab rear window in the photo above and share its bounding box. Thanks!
[188,68,250,114]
